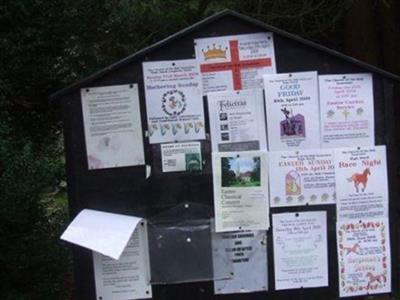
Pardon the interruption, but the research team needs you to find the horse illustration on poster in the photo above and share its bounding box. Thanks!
[347,168,371,192]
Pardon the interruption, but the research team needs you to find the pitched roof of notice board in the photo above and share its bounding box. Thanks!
[50,9,400,101]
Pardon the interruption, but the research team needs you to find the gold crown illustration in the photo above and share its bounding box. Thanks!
[202,44,228,60]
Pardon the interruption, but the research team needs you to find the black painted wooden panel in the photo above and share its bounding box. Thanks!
[59,14,399,300]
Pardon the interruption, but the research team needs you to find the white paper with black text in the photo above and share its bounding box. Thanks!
[264,71,321,150]
[194,33,276,94]
[81,84,145,169]
[212,230,268,294]
[208,89,267,152]
[161,142,202,172]
[142,59,205,143]
[212,151,269,232]
[272,211,329,290]
[269,149,335,207]
[335,146,388,221]
[337,218,391,297]
[60,209,142,260]
[93,222,152,300]
[319,73,374,148]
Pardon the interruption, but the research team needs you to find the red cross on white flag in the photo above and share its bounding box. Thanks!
[195,33,276,94]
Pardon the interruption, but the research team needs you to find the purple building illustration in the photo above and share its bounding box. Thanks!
[280,108,305,137]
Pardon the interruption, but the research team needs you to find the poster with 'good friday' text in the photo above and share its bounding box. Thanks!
[194,33,276,94]
[143,59,205,143]
[335,146,388,221]
[208,89,267,152]
[319,73,374,148]
[269,149,335,207]
[212,151,269,232]
[264,71,321,151]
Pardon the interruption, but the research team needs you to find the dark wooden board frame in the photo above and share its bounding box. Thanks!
[53,10,400,300]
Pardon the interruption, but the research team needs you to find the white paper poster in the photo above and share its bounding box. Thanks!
[319,73,374,148]
[272,211,328,290]
[212,151,269,232]
[264,71,321,150]
[269,149,335,207]
[60,209,143,260]
[335,146,388,221]
[337,219,391,297]
[161,142,202,172]
[142,59,205,143]
[194,33,276,94]
[93,222,152,300]
[212,230,268,294]
[81,84,145,169]
[208,89,267,152]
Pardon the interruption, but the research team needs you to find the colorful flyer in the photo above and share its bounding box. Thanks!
[335,146,388,221]
[212,151,269,232]
[142,59,205,143]
[264,71,321,150]
[81,84,145,169]
[194,33,276,94]
[93,222,152,300]
[212,230,268,294]
[161,142,202,172]
[319,73,375,148]
[207,89,267,152]
[269,149,335,207]
[337,219,391,297]
[272,211,329,290]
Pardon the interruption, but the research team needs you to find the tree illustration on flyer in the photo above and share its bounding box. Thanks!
[142,59,206,143]
[264,71,320,151]
[337,219,391,297]
[335,146,388,221]
[269,149,335,207]
[212,151,269,232]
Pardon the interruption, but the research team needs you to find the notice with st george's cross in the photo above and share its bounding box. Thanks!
[264,71,321,151]
[334,146,388,221]
[194,33,276,94]
[142,59,206,144]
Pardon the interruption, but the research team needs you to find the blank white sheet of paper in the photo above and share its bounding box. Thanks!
[60,209,142,260]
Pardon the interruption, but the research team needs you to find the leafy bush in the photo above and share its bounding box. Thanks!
[0,120,72,300]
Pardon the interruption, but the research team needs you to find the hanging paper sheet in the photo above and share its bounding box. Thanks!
[93,222,152,300]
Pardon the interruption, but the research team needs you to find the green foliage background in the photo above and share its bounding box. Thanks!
[0,1,398,299]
